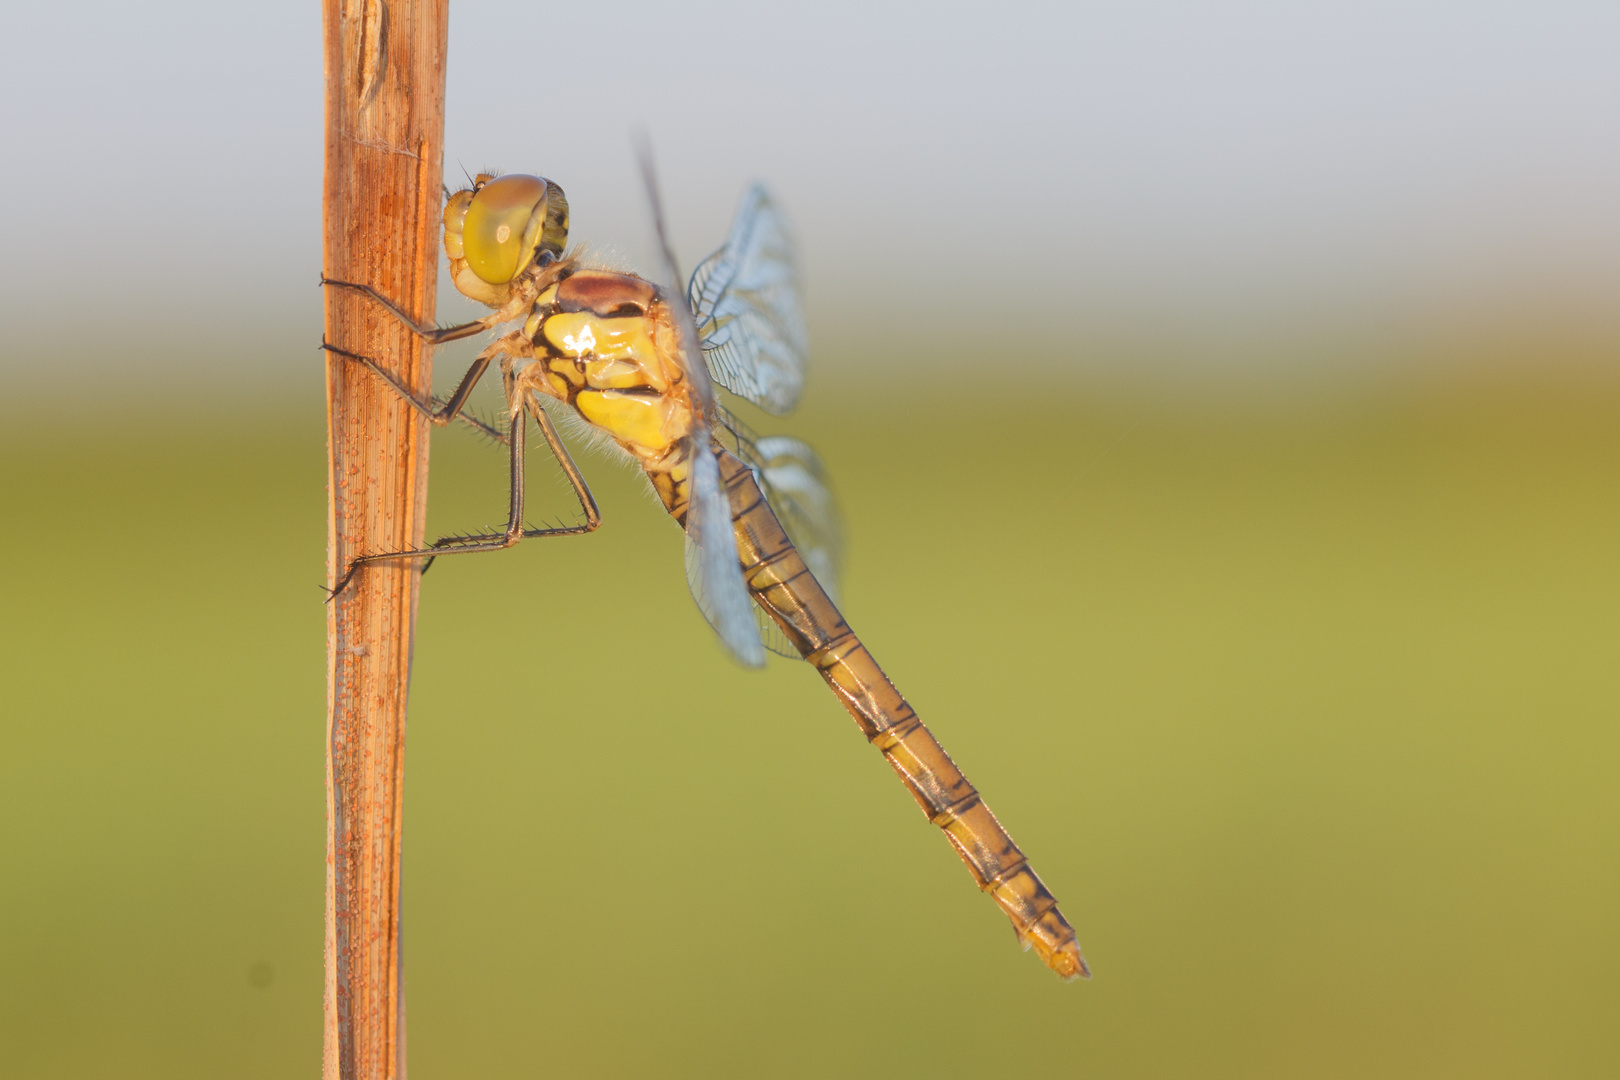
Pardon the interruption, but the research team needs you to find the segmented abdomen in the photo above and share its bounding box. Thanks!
[714,448,1089,980]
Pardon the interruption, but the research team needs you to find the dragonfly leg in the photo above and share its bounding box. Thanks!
[327,401,600,601]
[523,390,601,532]
[321,277,512,344]
[416,396,601,575]
[323,333,528,444]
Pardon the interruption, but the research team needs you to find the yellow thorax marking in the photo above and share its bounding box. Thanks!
[522,283,561,341]
[574,389,679,451]
[543,311,668,391]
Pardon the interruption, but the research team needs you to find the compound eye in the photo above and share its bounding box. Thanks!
[462,174,551,284]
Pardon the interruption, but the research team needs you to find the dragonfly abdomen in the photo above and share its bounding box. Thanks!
[715,448,1089,980]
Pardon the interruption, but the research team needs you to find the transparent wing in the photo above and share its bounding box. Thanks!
[750,592,800,660]
[712,407,844,657]
[751,435,842,600]
[640,149,766,667]
[713,406,843,599]
[684,440,767,667]
[688,185,808,416]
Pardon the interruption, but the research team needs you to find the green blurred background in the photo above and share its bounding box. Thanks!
[3,2,1619,1077]
[2,371,1615,1077]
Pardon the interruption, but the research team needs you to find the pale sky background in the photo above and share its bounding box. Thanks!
[1,1,1615,402]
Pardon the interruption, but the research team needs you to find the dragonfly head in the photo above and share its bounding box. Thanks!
[443,173,570,305]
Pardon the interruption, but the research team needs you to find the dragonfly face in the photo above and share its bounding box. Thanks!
[322,173,1089,979]
[442,173,569,306]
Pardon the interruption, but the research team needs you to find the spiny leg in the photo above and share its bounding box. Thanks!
[328,410,525,599]
[323,334,528,442]
[321,277,521,344]
[413,396,601,577]
[524,390,601,531]
[328,401,601,600]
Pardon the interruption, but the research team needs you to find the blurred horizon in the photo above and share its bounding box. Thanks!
[1,1,1616,405]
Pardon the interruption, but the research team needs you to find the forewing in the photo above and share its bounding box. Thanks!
[684,441,767,668]
[688,185,808,415]
[639,148,766,668]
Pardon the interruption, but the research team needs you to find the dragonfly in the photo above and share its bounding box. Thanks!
[321,167,1089,980]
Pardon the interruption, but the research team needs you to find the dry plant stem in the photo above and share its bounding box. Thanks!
[322,2,447,1078]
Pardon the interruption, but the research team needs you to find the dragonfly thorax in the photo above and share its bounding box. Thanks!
[518,268,698,521]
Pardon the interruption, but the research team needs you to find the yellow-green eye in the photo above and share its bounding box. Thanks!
[441,189,473,259]
[460,174,570,285]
